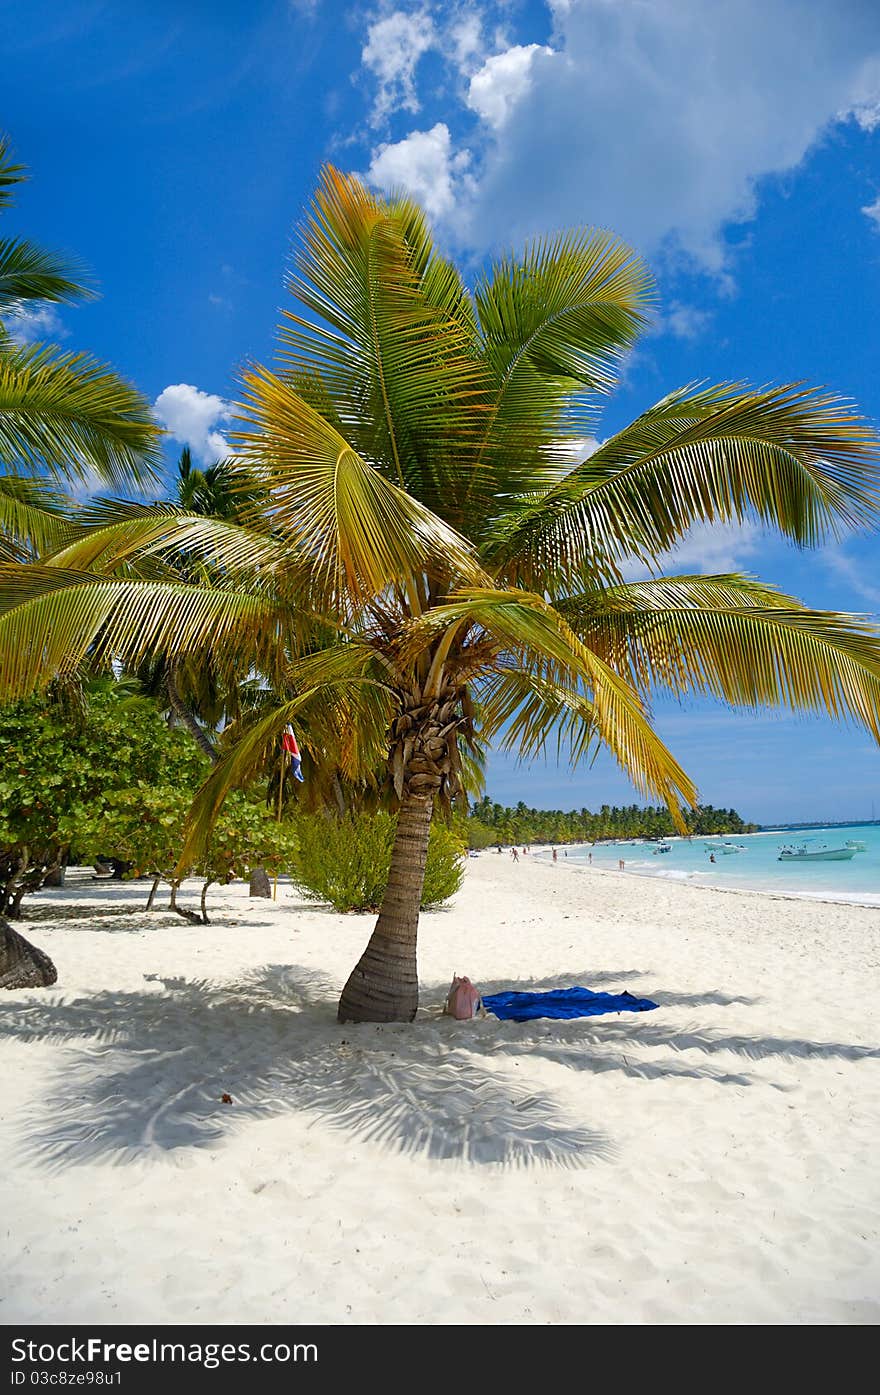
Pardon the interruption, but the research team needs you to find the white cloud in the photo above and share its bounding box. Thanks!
[621,521,763,580]
[665,522,762,575]
[4,302,69,345]
[822,546,880,611]
[362,8,436,124]
[852,100,880,132]
[862,195,880,230]
[367,123,472,220]
[449,9,484,74]
[656,302,713,341]
[369,1,880,270]
[556,435,601,463]
[153,383,231,462]
[467,43,551,130]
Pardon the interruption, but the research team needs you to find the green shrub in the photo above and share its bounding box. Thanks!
[293,810,465,912]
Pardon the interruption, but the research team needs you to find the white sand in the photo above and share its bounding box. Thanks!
[2,857,879,1325]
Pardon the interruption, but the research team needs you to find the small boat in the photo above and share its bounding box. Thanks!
[845,839,868,852]
[653,843,671,855]
[720,843,745,855]
[778,842,856,862]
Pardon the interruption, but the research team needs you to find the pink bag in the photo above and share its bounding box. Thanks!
[444,974,483,1020]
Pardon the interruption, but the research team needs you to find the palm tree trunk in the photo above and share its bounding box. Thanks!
[0,917,57,990]
[165,664,220,764]
[338,791,433,1024]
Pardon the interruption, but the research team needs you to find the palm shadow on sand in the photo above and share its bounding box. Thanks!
[3,966,610,1171]
[5,964,878,1173]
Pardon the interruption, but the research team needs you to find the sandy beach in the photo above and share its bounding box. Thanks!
[2,856,879,1326]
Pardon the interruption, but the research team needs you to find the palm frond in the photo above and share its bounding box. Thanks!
[0,237,92,314]
[0,344,161,489]
[236,365,486,606]
[476,668,600,767]
[475,228,651,456]
[180,669,395,863]
[0,565,278,699]
[559,572,880,734]
[491,383,880,581]
[43,509,289,581]
[0,134,26,210]
[278,166,487,507]
[402,586,696,819]
[0,475,79,561]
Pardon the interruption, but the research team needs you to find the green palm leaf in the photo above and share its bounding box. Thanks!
[44,509,289,580]
[0,566,278,698]
[0,237,91,315]
[180,661,395,864]
[474,229,651,455]
[279,166,487,506]
[0,344,161,489]
[560,573,880,733]
[0,475,78,560]
[236,365,486,606]
[492,383,880,581]
[402,586,696,818]
[0,134,26,211]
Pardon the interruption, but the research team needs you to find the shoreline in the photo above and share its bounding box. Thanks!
[513,834,880,911]
[534,853,880,912]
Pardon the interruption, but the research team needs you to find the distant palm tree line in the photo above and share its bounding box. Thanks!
[469,796,755,846]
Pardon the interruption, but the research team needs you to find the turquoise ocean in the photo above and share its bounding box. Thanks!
[538,824,880,906]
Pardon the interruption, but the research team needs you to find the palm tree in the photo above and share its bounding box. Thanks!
[0,134,160,557]
[2,168,880,1022]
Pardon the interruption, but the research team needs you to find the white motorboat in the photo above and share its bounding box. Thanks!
[778,842,856,862]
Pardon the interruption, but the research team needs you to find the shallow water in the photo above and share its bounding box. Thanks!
[538,824,880,905]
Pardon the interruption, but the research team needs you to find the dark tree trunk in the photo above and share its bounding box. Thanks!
[0,917,57,990]
[168,879,200,923]
[2,849,27,918]
[249,867,271,898]
[43,864,66,888]
[145,874,162,911]
[165,664,220,764]
[200,879,213,924]
[338,792,433,1024]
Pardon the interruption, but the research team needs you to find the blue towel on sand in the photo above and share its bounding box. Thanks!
[482,987,658,1022]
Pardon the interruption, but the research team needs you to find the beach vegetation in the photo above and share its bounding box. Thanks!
[293,809,465,913]
[71,785,298,923]
[468,797,756,846]
[0,682,206,918]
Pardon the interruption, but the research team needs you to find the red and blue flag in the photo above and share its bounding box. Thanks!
[281,724,305,782]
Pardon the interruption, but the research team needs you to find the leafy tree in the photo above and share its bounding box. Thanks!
[3,170,880,1026]
[195,792,298,921]
[71,785,298,923]
[0,684,206,917]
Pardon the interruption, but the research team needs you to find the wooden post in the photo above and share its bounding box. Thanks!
[273,754,286,902]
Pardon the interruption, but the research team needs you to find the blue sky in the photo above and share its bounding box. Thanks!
[3,0,880,823]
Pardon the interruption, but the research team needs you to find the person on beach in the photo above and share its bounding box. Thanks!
[618,858,625,871]
[552,847,557,862]
[511,848,519,862]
